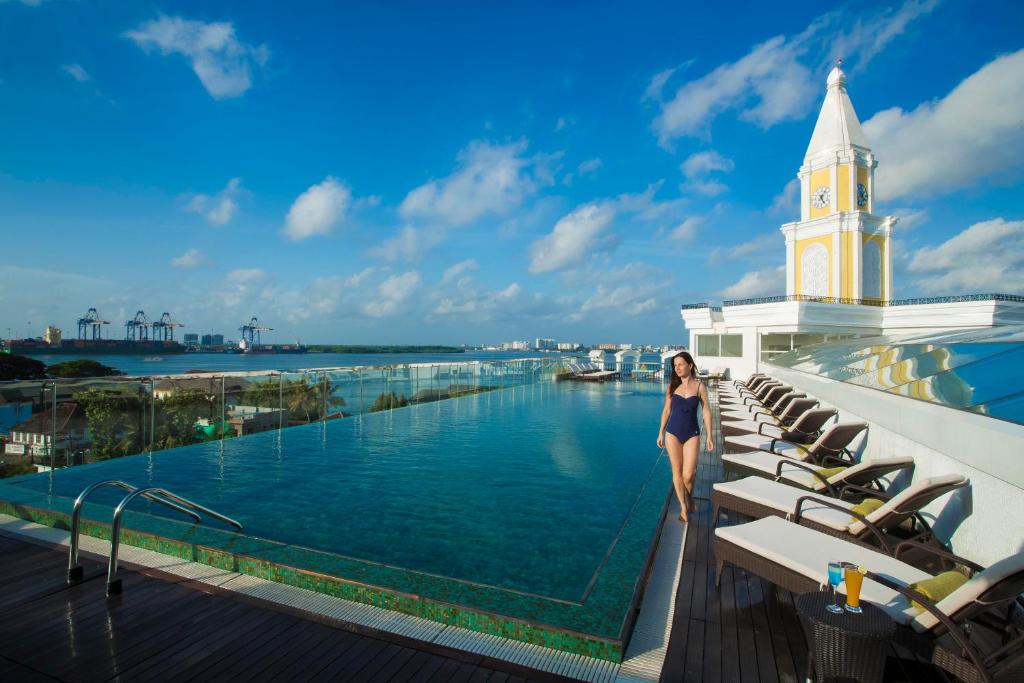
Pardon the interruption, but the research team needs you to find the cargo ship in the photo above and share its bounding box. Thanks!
[3,338,186,355]
[237,339,307,354]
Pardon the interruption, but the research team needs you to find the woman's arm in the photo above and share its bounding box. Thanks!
[700,382,715,452]
[657,389,671,448]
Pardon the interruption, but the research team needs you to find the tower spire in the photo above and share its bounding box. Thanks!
[804,61,868,162]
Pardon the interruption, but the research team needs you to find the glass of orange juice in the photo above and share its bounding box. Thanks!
[844,565,866,613]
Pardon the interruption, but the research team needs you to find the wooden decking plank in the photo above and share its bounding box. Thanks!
[683,616,707,679]
[0,654,61,682]
[358,645,418,682]
[746,574,781,683]
[424,656,464,683]
[348,642,409,682]
[272,628,363,682]
[387,649,434,683]
[702,611,723,683]
[718,567,742,683]
[761,585,798,683]
[448,662,489,683]
[245,621,343,682]
[407,653,451,683]
[308,634,391,682]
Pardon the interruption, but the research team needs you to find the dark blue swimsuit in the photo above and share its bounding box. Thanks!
[667,393,701,442]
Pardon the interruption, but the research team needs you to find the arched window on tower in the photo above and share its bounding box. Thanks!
[863,240,882,299]
[800,243,829,297]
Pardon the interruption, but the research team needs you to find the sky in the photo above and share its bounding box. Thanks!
[1,0,1022,345]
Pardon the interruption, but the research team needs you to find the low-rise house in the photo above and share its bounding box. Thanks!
[4,403,88,463]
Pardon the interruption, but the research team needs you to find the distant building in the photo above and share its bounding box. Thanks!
[501,341,530,351]
[618,343,633,350]
[183,333,199,348]
[153,377,250,402]
[226,406,286,437]
[200,333,225,347]
[4,403,88,461]
[556,342,580,351]
[597,343,618,351]
[534,338,556,350]
[44,326,62,345]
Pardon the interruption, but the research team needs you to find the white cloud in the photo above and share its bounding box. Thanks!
[371,225,447,262]
[346,267,375,287]
[863,49,1024,201]
[718,266,786,299]
[0,0,48,5]
[62,64,90,83]
[528,203,617,274]
[907,218,1024,293]
[669,216,702,242]
[399,139,553,227]
[124,16,269,99]
[577,158,603,176]
[681,150,734,196]
[554,117,572,132]
[170,248,205,268]
[712,233,781,264]
[651,1,937,144]
[643,65,680,103]
[226,268,269,284]
[282,177,352,240]
[185,177,242,226]
[768,178,800,217]
[888,208,928,231]
[442,259,478,283]
[363,271,421,318]
[578,262,667,317]
[434,280,521,316]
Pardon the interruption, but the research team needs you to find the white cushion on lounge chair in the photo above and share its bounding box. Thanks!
[721,418,780,433]
[716,517,930,625]
[725,433,805,458]
[724,453,915,491]
[713,477,856,530]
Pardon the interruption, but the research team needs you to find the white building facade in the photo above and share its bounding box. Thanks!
[681,64,1024,379]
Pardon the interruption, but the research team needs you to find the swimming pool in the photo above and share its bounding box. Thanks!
[0,381,673,660]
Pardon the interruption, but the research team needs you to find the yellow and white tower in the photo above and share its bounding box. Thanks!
[781,63,897,302]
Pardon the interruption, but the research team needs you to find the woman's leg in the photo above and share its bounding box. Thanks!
[681,435,700,512]
[664,432,689,522]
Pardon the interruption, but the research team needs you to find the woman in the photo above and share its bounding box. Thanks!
[657,351,714,523]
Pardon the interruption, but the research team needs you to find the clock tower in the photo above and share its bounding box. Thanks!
[781,63,896,301]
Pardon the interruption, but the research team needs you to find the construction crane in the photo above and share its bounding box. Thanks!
[77,308,110,340]
[239,317,272,347]
[152,312,185,341]
[124,311,152,341]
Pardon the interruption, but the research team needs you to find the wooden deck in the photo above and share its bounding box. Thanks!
[659,385,951,682]
[0,533,565,683]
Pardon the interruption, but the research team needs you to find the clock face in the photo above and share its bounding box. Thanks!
[857,183,869,207]
[812,186,831,209]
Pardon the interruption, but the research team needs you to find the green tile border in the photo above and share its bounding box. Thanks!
[0,494,674,662]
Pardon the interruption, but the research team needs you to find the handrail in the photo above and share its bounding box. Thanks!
[68,480,200,582]
[107,486,243,594]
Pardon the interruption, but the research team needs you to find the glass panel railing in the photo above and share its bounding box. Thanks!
[1,357,578,478]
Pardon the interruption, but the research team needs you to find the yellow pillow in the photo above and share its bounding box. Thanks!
[815,466,846,479]
[907,571,968,610]
[849,497,885,519]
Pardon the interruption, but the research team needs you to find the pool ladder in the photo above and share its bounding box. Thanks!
[67,480,243,595]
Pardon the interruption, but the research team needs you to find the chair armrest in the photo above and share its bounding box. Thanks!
[774,459,839,496]
[894,540,985,574]
[861,570,992,679]
[817,452,856,467]
[839,482,893,501]
[794,496,892,553]
[758,423,783,437]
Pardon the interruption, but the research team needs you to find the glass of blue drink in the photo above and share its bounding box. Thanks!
[826,561,844,614]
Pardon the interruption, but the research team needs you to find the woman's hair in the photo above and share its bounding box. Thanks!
[668,351,698,395]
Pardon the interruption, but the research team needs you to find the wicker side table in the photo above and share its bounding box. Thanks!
[796,591,896,683]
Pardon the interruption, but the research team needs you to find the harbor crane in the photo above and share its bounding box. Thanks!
[152,312,185,341]
[76,308,110,340]
[124,311,152,341]
[239,317,272,347]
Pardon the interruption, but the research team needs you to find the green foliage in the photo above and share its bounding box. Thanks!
[74,388,145,460]
[47,359,124,378]
[0,460,36,479]
[0,354,47,381]
[368,392,409,412]
[153,389,216,450]
[242,375,345,423]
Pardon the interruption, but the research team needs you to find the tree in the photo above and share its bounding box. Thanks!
[74,388,145,460]
[0,354,47,381]
[47,359,124,378]
[153,389,216,450]
[242,375,345,423]
[369,392,408,412]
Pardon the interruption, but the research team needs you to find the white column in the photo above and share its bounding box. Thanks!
[851,224,861,300]
[831,230,841,298]
[786,234,796,295]
[800,170,810,221]
[884,234,893,301]
[829,163,838,214]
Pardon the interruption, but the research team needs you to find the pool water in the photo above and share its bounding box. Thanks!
[1,381,675,656]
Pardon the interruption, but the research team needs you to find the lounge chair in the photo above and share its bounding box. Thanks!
[717,453,915,494]
[724,418,861,457]
[721,390,810,420]
[711,473,966,553]
[714,517,1024,683]
[722,406,835,441]
[731,373,766,390]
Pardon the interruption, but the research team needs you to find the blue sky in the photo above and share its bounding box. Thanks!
[1,0,1022,345]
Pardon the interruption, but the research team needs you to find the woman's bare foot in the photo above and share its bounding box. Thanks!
[678,513,688,524]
